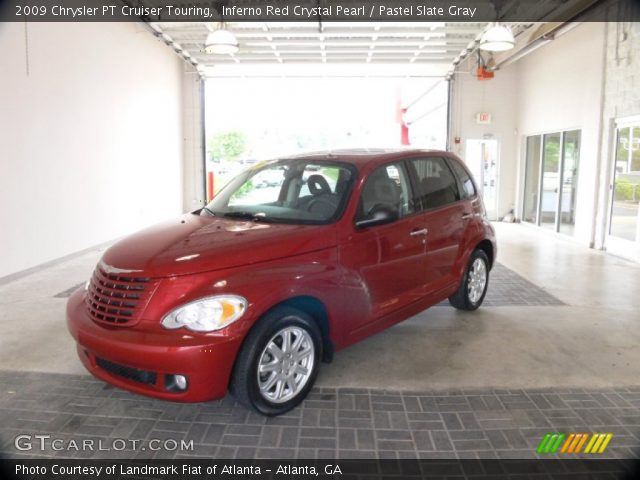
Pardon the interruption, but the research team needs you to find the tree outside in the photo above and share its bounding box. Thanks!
[208,131,247,162]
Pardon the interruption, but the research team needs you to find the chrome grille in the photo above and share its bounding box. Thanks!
[86,266,156,326]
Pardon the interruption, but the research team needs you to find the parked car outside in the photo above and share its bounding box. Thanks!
[67,148,496,415]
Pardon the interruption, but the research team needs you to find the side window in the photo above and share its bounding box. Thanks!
[356,163,413,222]
[409,157,460,210]
[448,159,477,199]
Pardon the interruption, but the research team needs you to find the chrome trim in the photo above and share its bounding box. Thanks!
[98,260,143,275]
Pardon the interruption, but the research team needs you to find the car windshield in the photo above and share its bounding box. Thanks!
[202,159,357,225]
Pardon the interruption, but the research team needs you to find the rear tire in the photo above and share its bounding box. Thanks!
[449,249,490,311]
[230,306,322,416]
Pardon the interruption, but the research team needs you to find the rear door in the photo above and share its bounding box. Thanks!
[406,156,466,292]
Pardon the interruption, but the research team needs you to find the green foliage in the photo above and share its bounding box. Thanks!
[208,131,247,162]
[236,179,254,197]
[544,139,560,170]
[615,180,637,201]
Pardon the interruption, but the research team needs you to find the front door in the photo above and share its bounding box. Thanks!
[339,162,427,332]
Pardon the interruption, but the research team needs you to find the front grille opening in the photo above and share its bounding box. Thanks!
[86,266,154,326]
[96,357,157,386]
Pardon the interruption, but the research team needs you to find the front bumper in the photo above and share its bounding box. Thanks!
[66,289,243,402]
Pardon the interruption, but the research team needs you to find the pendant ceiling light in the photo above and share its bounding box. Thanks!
[479,23,515,52]
[205,24,239,54]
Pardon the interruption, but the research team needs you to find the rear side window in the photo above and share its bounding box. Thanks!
[448,159,477,199]
[409,157,460,210]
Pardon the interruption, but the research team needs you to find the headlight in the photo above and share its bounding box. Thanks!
[161,295,247,332]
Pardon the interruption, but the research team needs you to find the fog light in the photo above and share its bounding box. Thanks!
[165,374,188,392]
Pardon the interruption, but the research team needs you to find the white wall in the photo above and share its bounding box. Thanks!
[0,22,186,278]
[514,22,606,245]
[596,22,640,256]
[450,22,606,246]
[449,59,518,220]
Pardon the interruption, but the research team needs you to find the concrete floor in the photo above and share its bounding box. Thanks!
[0,223,639,391]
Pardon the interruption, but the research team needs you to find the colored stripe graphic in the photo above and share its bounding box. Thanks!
[560,433,575,453]
[537,434,552,454]
[539,433,613,454]
[598,433,613,453]
[574,433,589,453]
[537,433,565,454]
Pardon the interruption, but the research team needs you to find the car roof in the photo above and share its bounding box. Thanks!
[276,148,452,169]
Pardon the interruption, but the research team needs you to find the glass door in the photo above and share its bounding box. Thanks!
[607,119,640,261]
[465,139,499,220]
[540,133,562,230]
[523,136,542,224]
[559,131,581,235]
[522,130,581,235]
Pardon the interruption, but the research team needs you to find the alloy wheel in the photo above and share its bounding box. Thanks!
[467,257,488,304]
[256,324,315,404]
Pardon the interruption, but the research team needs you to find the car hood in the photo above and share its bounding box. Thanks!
[101,213,336,278]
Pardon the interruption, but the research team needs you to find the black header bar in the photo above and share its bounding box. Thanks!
[1,0,639,22]
[1,458,639,480]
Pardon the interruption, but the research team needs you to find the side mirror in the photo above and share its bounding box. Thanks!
[355,205,399,229]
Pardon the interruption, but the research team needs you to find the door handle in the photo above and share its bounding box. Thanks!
[410,228,428,236]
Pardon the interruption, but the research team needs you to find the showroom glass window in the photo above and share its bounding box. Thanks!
[522,130,581,235]
[609,124,640,242]
[409,157,461,210]
[356,163,413,221]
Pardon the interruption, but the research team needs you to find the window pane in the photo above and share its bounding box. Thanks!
[559,130,581,236]
[449,159,476,199]
[411,157,460,210]
[209,160,354,224]
[229,166,286,206]
[632,127,640,172]
[540,133,561,230]
[357,163,413,221]
[610,126,639,241]
[523,136,542,224]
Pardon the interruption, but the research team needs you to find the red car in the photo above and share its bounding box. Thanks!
[67,149,496,415]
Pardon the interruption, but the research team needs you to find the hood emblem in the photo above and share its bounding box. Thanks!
[99,260,143,275]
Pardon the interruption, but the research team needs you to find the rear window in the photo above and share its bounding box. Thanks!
[449,159,477,199]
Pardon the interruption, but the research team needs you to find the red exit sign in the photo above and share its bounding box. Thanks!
[476,112,492,124]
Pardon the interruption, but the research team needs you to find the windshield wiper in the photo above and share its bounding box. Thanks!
[222,211,273,222]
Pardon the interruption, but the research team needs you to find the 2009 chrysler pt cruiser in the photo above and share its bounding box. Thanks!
[67,149,496,415]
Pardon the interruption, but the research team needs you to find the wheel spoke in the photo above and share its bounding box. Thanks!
[274,379,285,399]
[294,364,309,376]
[282,330,292,353]
[297,345,313,360]
[267,343,284,360]
[261,372,279,392]
[291,331,304,352]
[259,361,279,374]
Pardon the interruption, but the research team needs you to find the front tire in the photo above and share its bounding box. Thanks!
[230,306,322,416]
[449,249,490,311]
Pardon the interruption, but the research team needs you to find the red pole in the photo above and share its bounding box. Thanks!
[400,108,410,145]
[207,171,215,201]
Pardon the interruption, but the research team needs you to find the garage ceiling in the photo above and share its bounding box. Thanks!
[150,22,531,77]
